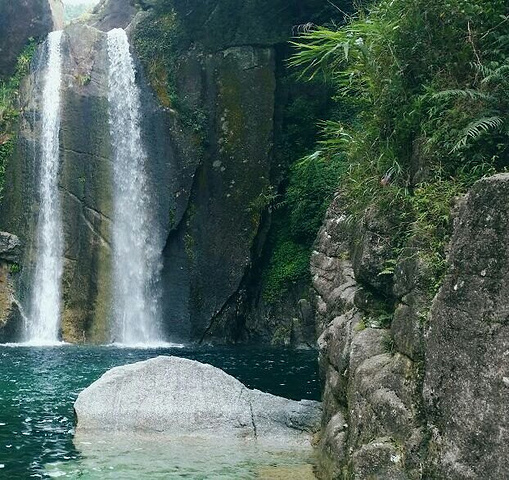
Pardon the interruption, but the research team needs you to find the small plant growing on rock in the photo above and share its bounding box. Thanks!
[8,263,21,274]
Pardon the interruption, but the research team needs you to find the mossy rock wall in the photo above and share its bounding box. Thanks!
[133,0,339,343]
[1,0,340,343]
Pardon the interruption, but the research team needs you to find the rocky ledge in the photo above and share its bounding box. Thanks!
[74,356,321,444]
[0,232,23,342]
[312,173,509,479]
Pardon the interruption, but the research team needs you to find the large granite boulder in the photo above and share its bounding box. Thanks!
[424,173,509,479]
[74,356,321,443]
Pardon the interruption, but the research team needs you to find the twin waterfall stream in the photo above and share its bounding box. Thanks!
[0,24,321,480]
[107,29,163,345]
[27,29,163,346]
[28,31,64,344]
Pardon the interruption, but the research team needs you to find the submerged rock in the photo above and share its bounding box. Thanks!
[74,356,321,444]
[70,433,318,479]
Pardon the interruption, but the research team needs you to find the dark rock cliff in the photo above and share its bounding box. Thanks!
[1,0,338,343]
[131,0,339,344]
[313,174,509,479]
[0,0,62,78]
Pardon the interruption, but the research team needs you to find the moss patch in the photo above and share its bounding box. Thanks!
[0,38,37,198]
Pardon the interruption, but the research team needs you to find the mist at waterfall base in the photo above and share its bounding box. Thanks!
[0,346,319,478]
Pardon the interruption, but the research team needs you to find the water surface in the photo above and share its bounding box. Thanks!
[0,345,319,478]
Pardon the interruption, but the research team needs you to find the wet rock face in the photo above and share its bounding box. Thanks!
[137,0,341,50]
[160,45,276,340]
[424,174,509,479]
[0,0,60,78]
[2,23,192,343]
[0,232,22,342]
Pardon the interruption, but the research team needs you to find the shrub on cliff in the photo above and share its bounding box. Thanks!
[291,0,508,290]
[0,39,37,198]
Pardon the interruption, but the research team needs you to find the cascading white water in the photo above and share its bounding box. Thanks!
[27,30,64,345]
[107,28,163,345]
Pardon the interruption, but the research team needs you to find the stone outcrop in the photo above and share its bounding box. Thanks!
[424,174,509,479]
[311,195,428,479]
[313,174,509,479]
[75,355,321,443]
[0,0,62,78]
[0,232,23,342]
[0,232,21,263]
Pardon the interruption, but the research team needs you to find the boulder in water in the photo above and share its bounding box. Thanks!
[74,356,321,444]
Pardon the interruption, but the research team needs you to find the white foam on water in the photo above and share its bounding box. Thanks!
[107,342,185,350]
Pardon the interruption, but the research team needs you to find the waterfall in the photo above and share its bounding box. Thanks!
[27,30,64,345]
[107,28,163,345]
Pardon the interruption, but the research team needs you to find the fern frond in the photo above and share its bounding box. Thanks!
[432,89,493,102]
[452,116,504,152]
[481,63,509,85]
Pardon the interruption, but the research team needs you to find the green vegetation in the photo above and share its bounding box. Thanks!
[262,231,311,303]
[133,4,206,135]
[8,262,21,274]
[290,0,508,293]
[0,39,37,198]
[261,81,340,302]
[261,151,344,302]
[133,9,181,109]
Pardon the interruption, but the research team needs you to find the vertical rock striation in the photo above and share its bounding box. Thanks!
[424,174,509,479]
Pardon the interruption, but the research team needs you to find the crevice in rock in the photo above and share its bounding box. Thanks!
[248,395,258,439]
